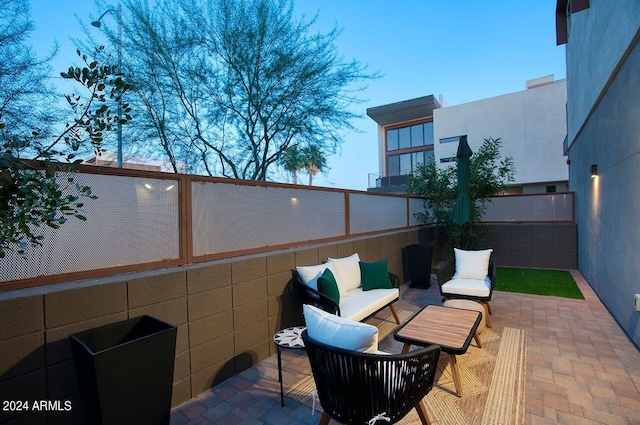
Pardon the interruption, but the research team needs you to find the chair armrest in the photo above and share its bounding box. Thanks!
[487,259,497,296]
[388,272,400,288]
[437,257,455,289]
[293,271,340,316]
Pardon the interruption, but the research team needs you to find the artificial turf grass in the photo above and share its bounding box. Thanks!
[494,267,585,300]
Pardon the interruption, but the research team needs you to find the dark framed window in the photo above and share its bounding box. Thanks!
[398,127,411,150]
[387,129,399,151]
[387,149,434,177]
[386,121,434,151]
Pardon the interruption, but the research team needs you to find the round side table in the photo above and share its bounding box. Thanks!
[273,326,306,407]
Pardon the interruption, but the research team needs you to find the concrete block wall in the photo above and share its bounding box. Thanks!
[481,223,577,269]
[0,228,422,424]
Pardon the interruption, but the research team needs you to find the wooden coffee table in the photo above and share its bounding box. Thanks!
[394,304,482,397]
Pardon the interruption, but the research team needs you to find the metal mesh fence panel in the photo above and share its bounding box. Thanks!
[408,198,426,226]
[349,193,407,234]
[192,182,346,256]
[1,173,180,283]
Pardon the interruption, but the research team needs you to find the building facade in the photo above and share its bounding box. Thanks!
[366,78,568,194]
[558,0,640,347]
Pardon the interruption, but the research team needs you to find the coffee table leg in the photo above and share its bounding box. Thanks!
[473,331,482,348]
[402,343,411,353]
[277,344,284,407]
[450,354,463,397]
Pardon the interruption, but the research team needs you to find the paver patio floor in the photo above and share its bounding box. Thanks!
[170,270,640,425]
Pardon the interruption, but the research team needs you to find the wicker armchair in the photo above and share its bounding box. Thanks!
[437,256,497,326]
[293,270,400,319]
[302,330,440,425]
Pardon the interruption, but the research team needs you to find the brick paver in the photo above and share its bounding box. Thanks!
[171,270,640,424]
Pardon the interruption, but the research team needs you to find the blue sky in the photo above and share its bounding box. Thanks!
[28,0,566,190]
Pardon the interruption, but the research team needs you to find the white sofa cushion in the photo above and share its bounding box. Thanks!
[453,248,493,280]
[327,253,361,296]
[297,263,338,291]
[303,304,378,353]
[441,277,491,297]
[339,287,399,322]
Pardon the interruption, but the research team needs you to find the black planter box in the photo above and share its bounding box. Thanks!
[402,244,434,289]
[69,315,177,425]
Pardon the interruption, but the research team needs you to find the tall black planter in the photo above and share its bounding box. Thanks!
[69,315,177,425]
[402,244,434,289]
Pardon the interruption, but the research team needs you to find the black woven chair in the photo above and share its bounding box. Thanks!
[301,330,440,425]
[436,256,497,326]
[293,270,401,323]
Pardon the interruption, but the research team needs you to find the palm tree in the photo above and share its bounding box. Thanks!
[301,144,327,186]
[280,145,305,184]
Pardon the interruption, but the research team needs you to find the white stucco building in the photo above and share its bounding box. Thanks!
[366,76,568,194]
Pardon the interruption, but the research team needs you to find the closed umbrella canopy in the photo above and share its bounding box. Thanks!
[450,136,473,226]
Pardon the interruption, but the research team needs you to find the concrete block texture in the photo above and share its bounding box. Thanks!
[266,252,294,276]
[233,300,268,331]
[335,241,355,258]
[232,257,266,284]
[190,358,235,395]
[294,247,319,266]
[232,278,267,307]
[234,319,269,354]
[129,297,187,327]
[171,377,192,408]
[190,333,234,374]
[267,290,299,318]
[0,296,44,341]
[44,282,127,328]
[317,244,338,261]
[127,271,187,309]
[0,333,44,380]
[187,262,231,294]
[266,271,294,297]
[173,350,190,383]
[188,287,232,321]
[189,310,233,348]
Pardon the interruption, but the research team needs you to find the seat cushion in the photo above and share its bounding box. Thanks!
[453,248,493,280]
[296,263,338,291]
[339,288,399,322]
[443,299,486,334]
[441,277,491,297]
[327,253,361,296]
[303,304,379,353]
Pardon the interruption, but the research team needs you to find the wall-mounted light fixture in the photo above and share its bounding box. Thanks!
[591,164,598,177]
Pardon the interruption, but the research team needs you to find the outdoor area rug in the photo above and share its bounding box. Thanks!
[286,313,526,425]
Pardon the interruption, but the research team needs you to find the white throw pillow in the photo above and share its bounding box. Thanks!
[327,253,361,296]
[303,304,378,353]
[453,248,493,280]
[296,263,338,291]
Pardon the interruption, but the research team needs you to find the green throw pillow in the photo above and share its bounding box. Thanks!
[317,268,340,304]
[360,260,393,291]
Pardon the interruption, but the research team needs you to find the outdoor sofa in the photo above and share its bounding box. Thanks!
[295,253,402,324]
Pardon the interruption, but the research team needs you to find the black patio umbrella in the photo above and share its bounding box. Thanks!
[450,136,473,245]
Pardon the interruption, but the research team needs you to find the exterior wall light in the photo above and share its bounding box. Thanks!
[591,164,598,177]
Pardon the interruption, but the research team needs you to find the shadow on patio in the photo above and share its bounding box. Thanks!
[170,270,640,425]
